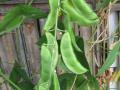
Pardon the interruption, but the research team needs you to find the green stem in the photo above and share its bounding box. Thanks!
[28,0,35,5]
[70,75,77,90]
[0,69,21,90]
[54,1,60,39]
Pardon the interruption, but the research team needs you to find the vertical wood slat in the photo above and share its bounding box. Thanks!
[0,1,119,90]
[21,20,40,83]
[12,29,30,75]
[0,21,41,90]
[0,33,16,74]
[0,33,16,90]
[79,27,94,73]
[0,2,47,89]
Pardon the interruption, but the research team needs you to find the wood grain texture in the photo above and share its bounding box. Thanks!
[0,0,120,90]
[0,2,43,89]
[0,33,16,74]
[111,4,120,11]
[21,20,40,83]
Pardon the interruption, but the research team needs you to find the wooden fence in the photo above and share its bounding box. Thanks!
[0,1,48,90]
[0,0,120,90]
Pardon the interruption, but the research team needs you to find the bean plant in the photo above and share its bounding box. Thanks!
[0,0,119,90]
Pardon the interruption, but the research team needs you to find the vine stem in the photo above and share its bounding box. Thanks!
[70,75,77,90]
[0,69,21,90]
[47,0,60,88]
[54,0,60,39]
[50,0,60,75]
[28,0,35,5]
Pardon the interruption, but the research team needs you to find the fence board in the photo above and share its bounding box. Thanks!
[0,0,120,90]
[0,2,45,89]
[0,33,16,74]
[21,20,40,83]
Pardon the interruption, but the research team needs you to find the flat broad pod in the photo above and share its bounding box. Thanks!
[44,0,59,30]
[71,0,98,20]
[46,32,59,70]
[36,45,52,90]
[64,15,82,52]
[36,32,59,90]
[50,72,60,90]
[62,0,99,25]
[60,32,87,74]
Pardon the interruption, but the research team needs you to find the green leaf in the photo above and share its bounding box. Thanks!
[96,0,114,10]
[20,5,47,19]
[75,75,86,88]
[9,61,31,83]
[88,76,99,90]
[0,68,21,90]
[76,75,99,90]
[97,41,120,76]
[0,6,23,35]
[59,73,97,90]
[76,80,88,90]
[9,62,22,84]
[17,81,34,90]
[9,61,34,90]
[59,73,76,90]
[0,5,46,35]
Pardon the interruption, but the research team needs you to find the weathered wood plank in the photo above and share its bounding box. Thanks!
[0,0,48,4]
[0,3,48,13]
[0,0,93,4]
[0,33,16,74]
[21,20,40,83]
[111,4,120,11]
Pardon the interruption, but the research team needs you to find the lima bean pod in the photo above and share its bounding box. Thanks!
[44,0,59,30]
[49,0,59,12]
[37,45,52,90]
[60,32,87,74]
[64,15,82,52]
[38,82,49,90]
[37,32,59,90]
[53,73,60,90]
[44,12,56,31]
[62,0,99,25]
[50,73,60,90]
[46,32,58,70]
[71,0,98,20]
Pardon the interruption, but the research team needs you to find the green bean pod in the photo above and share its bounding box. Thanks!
[38,82,49,90]
[44,0,59,30]
[46,32,58,70]
[71,0,98,20]
[37,45,52,90]
[60,32,87,74]
[62,0,99,25]
[37,33,59,90]
[50,73,60,90]
[44,12,56,31]
[64,15,82,52]
[49,0,59,12]
[52,73,60,90]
